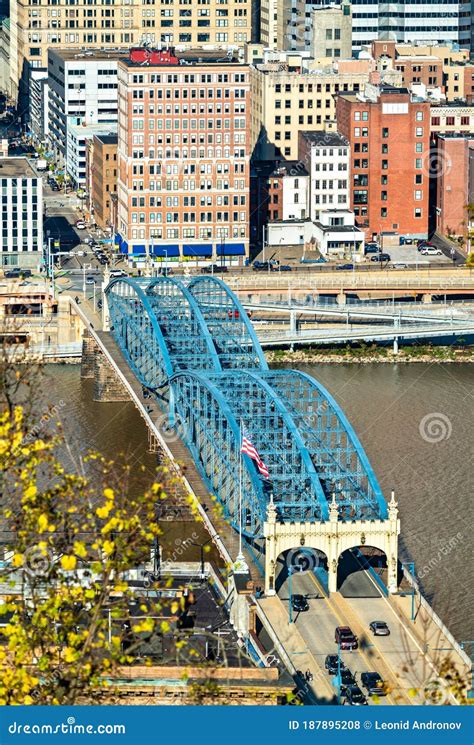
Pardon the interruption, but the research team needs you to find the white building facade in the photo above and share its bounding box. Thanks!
[298,131,350,223]
[0,158,43,268]
[66,121,117,186]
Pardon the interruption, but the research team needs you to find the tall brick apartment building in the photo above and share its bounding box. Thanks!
[336,85,430,241]
[116,48,250,263]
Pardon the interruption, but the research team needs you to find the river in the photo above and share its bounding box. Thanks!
[42,362,473,643]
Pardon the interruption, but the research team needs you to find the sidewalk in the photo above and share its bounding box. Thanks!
[258,596,335,704]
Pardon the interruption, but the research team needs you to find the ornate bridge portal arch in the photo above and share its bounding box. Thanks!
[264,493,400,596]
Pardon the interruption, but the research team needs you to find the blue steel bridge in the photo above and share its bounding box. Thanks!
[106,276,388,542]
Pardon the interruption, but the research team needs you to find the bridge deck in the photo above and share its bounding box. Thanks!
[95,330,263,581]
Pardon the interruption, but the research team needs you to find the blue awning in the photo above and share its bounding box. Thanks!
[183,244,213,257]
[131,244,146,255]
[120,241,128,254]
[216,243,246,256]
[114,233,122,246]
[150,244,180,258]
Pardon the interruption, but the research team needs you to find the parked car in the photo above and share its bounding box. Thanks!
[50,183,60,191]
[335,626,358,650]
[76,250,86,257]
[370,253,391,263]
[4,268,32,279]
[109,269,127,278]
[369,621,390,636]
[391,262,408,269]
[202,264,228,274]
[361,672,387,696]
[364,243,379,254]
[417,240,434,251]
[75,220,86,230]
[85,276,95,285]
[420,246,442,256]
[336,263,354,271]
[325,655,346,675]
[291,594,309,613]
[276,264,293,272]
[343,685,368,706]
[252,261,277,271]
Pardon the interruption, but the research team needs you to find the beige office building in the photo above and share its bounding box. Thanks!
[9,0,252,102]
[250,52,402,160]
[310,3,352,60]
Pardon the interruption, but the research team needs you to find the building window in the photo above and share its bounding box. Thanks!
[354,111,361,121]
[415,127,423,137]
[415,143,423,153]
[414,208,422,218]
[414,190,422,201]
[416,111,424,121]
[382,127,389,138]
[381,207,387,217]
[415,174,422,184]
[431,116,440,126]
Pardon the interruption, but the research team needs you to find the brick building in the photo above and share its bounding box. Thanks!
[336,85,430,240]
[434,134,474,239]
[116,49,250,262]
[88,133,118,231]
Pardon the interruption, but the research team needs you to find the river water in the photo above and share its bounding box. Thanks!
[43,363,473,642]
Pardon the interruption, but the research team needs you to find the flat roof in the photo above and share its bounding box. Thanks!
[0,157,37,178]
[49,48,129,63]
[95,133,118,145]
[121,49,243,68]
[300,131,348,147]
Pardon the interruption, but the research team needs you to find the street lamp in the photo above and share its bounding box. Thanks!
[288,566,294,624]
[82,262,92,297]
[190,537,216,579]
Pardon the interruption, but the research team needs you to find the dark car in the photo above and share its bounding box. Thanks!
[291,594,309,613]
[361,672,387,696]
[203,264,228,274]
[344,685,368,706]
[4,268,32,279]
[276,264,292,272]
[370,253,391,262]
[340,668,356,689]
[336,263,354,271]
[364,243,379,254]
[335,626,358,650]
[325,655,346,675]
[252,261,275,271]
[369,621,390,636]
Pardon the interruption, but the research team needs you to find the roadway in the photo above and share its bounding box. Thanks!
[275,564,438,705]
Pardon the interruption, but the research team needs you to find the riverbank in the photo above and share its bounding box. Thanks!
[266,344,474,364]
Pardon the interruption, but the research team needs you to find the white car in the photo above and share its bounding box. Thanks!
[76,250,86,257]
[109,269,126,278]
[75,220,86,230]
[420,246,442,256]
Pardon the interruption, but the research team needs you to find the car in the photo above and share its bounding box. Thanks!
[99,257,108,265]
[340,668,357,689]
[402,237,414,245]
[202,264,228,274]
[336,263,354,271]
[83,237,94,245]
[420,246,442,256]
[370,253,391,262]
[291,594,309,613]
[325,655,346,675]
[417,240,434,251]
[252,261,274,271]
[4,268,32,279]
[50,183,60,191]
[76,250,86,257]
[75,220,86,230]
[335,626,358,650]
[361,672,387,696]
[391,262,408,269]
[276,264,292,272]
[369,621,390,636]
[364,243,380,254]
[343,685,368,706]
[109,269,126,278]
[85,276,95,285]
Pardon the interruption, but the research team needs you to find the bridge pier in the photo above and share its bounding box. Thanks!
[393,337,399,355]
[336,292,346,306]
[422,293,432,304]
[81,331,98,379]
[93,353,130,402]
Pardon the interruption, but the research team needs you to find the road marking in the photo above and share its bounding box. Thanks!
[306,571,404,706]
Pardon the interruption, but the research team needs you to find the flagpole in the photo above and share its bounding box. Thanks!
[239,427,243,558]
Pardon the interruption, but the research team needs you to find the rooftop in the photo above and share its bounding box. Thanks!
[49,48,129,63]
[300,131,349,148]
[122,48,242,68]
[0,157,37,178]
[95,133,118,146]
[68,121,117,138]
[269,160,309,177]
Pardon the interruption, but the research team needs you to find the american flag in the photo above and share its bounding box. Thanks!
[240,425,269,478]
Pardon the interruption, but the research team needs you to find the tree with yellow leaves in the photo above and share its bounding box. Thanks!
[0,396,185,705]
